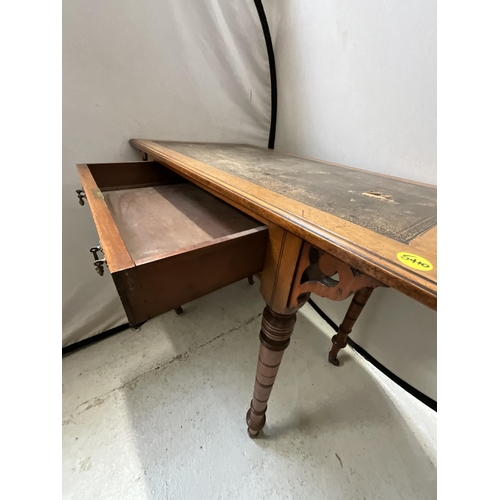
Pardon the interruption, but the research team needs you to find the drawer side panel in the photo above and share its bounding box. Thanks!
[113,227,268,325]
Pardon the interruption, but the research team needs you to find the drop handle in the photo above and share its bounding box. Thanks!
[93,259,107,276]
[90,246,106,276]
[90,246,102,261]
[76,189,87,206]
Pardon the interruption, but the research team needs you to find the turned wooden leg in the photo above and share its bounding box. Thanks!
[246,306,297,438]
[247,275,254,285]
[328,287,374,366]
[174,306,183,315]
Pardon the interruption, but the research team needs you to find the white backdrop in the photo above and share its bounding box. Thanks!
[62,0,270,347]
[263,0,437,399]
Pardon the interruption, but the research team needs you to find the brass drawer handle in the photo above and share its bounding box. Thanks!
[90,246,107,276]
[76,189,87,206]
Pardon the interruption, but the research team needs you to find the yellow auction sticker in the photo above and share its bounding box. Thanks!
[397,252,433,271]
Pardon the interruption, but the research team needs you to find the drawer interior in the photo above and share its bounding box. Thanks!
[104,183,260,265]
[87,160,185,191]
[82,160,264,267]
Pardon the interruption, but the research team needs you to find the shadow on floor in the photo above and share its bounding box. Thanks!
[120,302,436,499]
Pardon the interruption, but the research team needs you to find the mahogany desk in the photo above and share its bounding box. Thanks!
[77,139,437,439]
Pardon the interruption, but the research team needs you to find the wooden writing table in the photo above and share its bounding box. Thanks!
[78,139,437,439]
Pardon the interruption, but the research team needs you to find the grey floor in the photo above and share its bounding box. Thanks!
[62,280,436,500]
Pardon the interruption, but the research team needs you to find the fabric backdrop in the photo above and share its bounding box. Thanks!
[62,0,270,347]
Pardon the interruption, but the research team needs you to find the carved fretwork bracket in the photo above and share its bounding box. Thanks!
[288,241,385,309]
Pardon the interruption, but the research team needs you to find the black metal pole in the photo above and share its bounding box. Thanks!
[254,0,277,149]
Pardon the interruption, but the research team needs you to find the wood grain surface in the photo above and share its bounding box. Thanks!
[88,160,185,191]
[76,164,135,273]
[113,226,268,325]
[104,184,261,264]
[129,139,437,309]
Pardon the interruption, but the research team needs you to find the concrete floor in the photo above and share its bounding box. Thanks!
[62,280,436,500]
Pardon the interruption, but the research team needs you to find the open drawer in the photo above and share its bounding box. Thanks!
[76,160,268,326]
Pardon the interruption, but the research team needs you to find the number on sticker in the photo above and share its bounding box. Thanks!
[400,255,430,268]
[396,252,433,272]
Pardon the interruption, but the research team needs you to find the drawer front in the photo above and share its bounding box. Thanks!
[76,160,269,325]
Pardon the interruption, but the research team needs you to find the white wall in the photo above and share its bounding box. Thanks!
[62,0,270,347]
[266,0,436,184]
[264,0,437,398]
